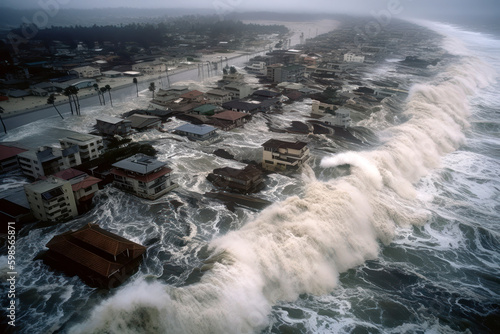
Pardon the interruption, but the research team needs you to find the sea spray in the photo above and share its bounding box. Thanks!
[69,32,496,334]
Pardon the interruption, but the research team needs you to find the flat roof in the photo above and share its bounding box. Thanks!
[61,133,102,143]
[174,123,217,136]
[96,116,129,124]
[262,139,308,150]
[25,176,68,194]
[112,154,166,174]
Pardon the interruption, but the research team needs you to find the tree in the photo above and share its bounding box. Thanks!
[229,66,237,74]
[93,83,102,105]
[149,82,156,98]
[100,87,107,105]
[69,86,81,115]
[133,77,138,97]
[47,94,64,119]
[63,87,74,115]
[105,84,113,107]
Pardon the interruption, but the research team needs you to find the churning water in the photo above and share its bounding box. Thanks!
[1,19,499,334]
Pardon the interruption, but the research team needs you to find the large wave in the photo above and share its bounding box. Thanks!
[69,31,495,334]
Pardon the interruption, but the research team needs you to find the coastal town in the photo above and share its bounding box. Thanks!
[0,16,437,289]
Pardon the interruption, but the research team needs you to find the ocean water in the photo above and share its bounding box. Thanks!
[1,19,499,334]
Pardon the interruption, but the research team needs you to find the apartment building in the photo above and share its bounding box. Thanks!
[261,139,310,171]
[60,133,103,163]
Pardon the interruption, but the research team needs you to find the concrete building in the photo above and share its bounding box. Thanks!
[206,89,232,104]
[111,154,177,200]
[72,66,102,78]
[261,139,310,171]
[267,64,305,83]
[311,100,335,117]
[17,146,81,179]
[59,133,103,163]
[343,53,365,63]
[0,144,27,173]
[331,109,352,127]
[52,168,101,214]
[132,61,166,75]
[224,82,254,100]
[96,116,132,136]
[24,176,78,222]
[173,123,218,141]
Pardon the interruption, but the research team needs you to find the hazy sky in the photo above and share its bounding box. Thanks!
[2,0,499,19]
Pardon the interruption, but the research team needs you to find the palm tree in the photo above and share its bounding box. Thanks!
[69,86,81,115]
[100,87,107,105]
[47,94,64,119]
[0,107,6,134]
[63,87,74,115]
[93,83,102,105]
[105,84,113,107]
[133,77,138,97]
[149,82,156,98]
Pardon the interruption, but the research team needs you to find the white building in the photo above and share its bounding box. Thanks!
[343,53,365,63]
[311,100,335,116]
[17,146,81,179]
[132,61,167,75]
[261,139,310,171]
[72,65,102,78]
[24,176,78,222]
[206,89,232,104]
[332,109,352,127]
[111,154,177,200]
[224,82,254,100]
[59,133,103,163]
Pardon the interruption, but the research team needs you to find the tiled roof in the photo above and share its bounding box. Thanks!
[211,110,249,121]
[72,176,101,192]
[0,145,27,161]
[52,168,87,181]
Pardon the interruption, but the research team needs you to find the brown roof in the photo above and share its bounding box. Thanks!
[180,90,204,99]
[0,198,30,218]
[72,176,101,192]
[211,110,249,121]
[45,223,146,277]
[52,168,87,181]
[0,144,27,161]
[111,166,171,183]
[213,165,262,181]
[261,139,308,150]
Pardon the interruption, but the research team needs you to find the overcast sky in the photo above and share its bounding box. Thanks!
[2,0,499,18]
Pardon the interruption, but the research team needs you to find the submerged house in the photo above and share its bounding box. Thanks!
[261,139,310,171]
[210,110,252,131]
[42,223,146,288]
[111,154,177,200]
[207,164,264,194]
[173,123,218,141]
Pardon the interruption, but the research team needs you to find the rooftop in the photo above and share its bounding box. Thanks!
[112,154,167,175]
[211,110,249,121]
[96,116,130,125]
[174,123,217,136]
[25,176,68,194]
[262,139,308,151]
[0,144,27,161]
[61,133,102,143]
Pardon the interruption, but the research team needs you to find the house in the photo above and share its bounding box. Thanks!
[179,90,205,103]
[96,116,132,136]
[132,61,166,75]
[101,70,122,78]
[0,144,27,173]
[210,110,252,130]
[123,109,173,123]
[193,104,219,116]
[42,223,146,288]
[59,133,103,163]
[207,165,264,194]
[344,52,365,63]
[222,98,279,114]
[331,109,352,127]
[311,100,335,117]
[173,123,218,141]
[224,82,254,100]
[24,176,78,222]
[261,139,310,171]
[266,64,305,83]
[17,146,81,179]
[71,66,101,78]
[125,114,162,131]
[111,154,177,200]
[0,198,34,235]
[51,168,101,214]
[206,89,232,104]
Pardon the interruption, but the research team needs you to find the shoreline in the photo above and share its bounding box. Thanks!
[0,50,258,120]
